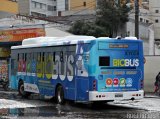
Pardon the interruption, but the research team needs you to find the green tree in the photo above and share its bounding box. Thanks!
[69,0,130,37]
[68,21,106,37]
[96,0,130,37]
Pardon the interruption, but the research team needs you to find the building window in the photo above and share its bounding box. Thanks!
[83,2,86,7]
[155,10,159,13]
[42,4,46,10]
[48,5,54,11]
[127,31,130,37]
[39,3,46,9]
[58,11,61,16]
[54,6,57,11]
[40,3,42,9]
[155,19,159,23]
[140,18,143,22]
[31,1,35,8]
[32,1,37,8]
[35,2,37,8]
[65,0,69,10]
[146,20,149,23]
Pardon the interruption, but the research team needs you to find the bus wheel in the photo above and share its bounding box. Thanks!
[56,85,65,104]
[18,81,31,98]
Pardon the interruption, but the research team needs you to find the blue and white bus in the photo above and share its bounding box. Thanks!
[10,36,144,104]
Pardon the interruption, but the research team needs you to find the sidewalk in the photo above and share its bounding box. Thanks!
[108,93,160,111]
[145,92,160,98]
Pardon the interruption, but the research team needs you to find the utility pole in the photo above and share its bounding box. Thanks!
[135,0,139,39]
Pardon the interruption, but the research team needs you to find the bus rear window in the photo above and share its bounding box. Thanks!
[99,56,110,66]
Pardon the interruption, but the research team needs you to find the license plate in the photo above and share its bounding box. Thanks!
[115,93,123,98]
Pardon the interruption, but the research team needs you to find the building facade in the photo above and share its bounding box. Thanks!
[0,0,18,14]
[18,0,96,17]
[149,0,160,40]
[0,0,18,18]
[18,0,57,17]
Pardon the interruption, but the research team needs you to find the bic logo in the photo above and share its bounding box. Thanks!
[106,78,112,87]
[113,78,119,86]
[120,78,126,87]
[113,59,139,67]
[126,78,133,87]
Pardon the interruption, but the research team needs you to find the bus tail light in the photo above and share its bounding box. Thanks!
[132,94,141,97]
[93,80,97,91]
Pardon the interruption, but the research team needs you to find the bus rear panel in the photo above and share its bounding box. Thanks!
[88,39,144,101]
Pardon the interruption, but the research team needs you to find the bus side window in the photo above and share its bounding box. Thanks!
[25,53,27,61]
[11,59,15,75]
[17,53,19,61]
[42,52,45,62]
[27,53,31,61]
[53,52,55,62]
[33,52,36,61]
[44,52,47,62]
[32,53,34,60]
[22,53,24,61]
[37,53,41,62]
[46,52,49,62]
[32,53,36,74]
[60,51,63,62]
[48,52,52,62]
[19,53,22,61]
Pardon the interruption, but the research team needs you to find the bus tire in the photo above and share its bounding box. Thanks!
[56,85,65,104]
[18,81,31,98]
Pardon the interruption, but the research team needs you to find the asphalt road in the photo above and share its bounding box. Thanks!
[0,89,159,119]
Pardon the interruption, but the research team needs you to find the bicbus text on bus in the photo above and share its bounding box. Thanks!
[10,36,144,104]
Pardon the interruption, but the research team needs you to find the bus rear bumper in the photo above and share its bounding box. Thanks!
[89,90,144,101]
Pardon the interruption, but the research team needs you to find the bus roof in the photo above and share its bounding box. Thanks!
[11,35,96,49]
[11,36,141,49]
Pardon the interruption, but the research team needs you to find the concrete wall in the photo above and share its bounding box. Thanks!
[45,25,72,37]
[57,0,65,11]
[126,18,149,40]
[70,0,96,11]
[18,0,30,15]
[62,9,95,16]
[19,0,57,17]
[149,0,160,40]
[0,11,14,19]
[144,56,160,92]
